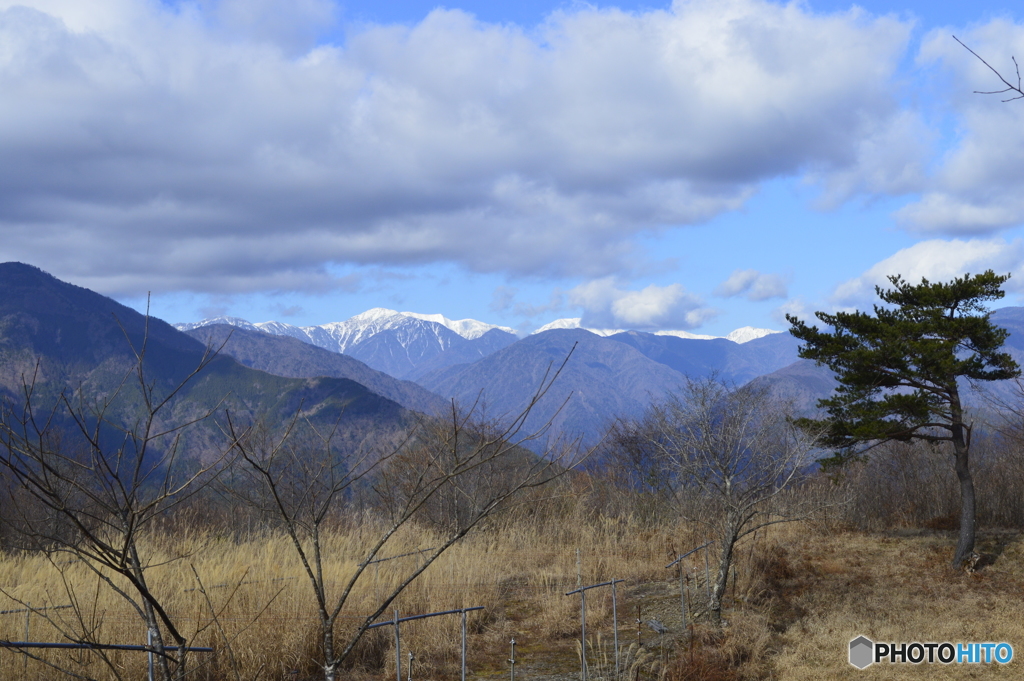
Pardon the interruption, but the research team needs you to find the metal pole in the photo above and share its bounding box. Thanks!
[580,590,588,681]
[678,565,688,631]
[611,580,620,680]
[704,545,711,605]
[148,628,154,681]
[394,609,401,681]
[461,609,467,681]
[636,603,641,648]
[408,652,414,681]
[509,638,516,681]
[24,603,30,675]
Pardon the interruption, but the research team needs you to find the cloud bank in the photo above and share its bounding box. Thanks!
[832,238,1024,306]
[715,269,788,301]
[0,0,916,296]
[569,277,717,330]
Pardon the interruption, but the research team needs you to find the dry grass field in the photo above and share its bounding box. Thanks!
[0,493,1020,680]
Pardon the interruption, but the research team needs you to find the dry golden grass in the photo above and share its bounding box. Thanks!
[0,499,699,680]
[0,499,1021,681]
[770,527,1024,680]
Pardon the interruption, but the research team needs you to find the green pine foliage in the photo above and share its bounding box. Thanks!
[787,270,1020,468]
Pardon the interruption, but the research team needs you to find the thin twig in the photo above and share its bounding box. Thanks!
[953,35,1024,102]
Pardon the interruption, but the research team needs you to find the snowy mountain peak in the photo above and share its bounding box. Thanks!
[533,318,780,343]
[175,316,260,333]
[533,318,625,337]
[349,307,402,322]
[399,311,515,340]
[725,327,782,344]
[653,329,719,341]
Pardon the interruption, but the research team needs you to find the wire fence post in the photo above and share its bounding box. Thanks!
[566,579,625,681]
[509,638,516,681]
[147,628,154,681]
[611,580,620,680]
[366,606,484,681]
[580,589,588,681]
[704,543,711,605]
[461,609,468,681]
[393,609,402,681]
[678,564,687,632]
[667,541,715,627]
[23,603,30,676]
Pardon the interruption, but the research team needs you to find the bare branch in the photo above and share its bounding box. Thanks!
[954,35,1024,102]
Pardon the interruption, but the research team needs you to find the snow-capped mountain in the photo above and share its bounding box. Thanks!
[534,318,781,343]
[175,308,518,379]
[534,318,626,337]
[399,311,515,340]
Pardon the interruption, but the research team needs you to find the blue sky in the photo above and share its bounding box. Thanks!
[2,0,1024,335]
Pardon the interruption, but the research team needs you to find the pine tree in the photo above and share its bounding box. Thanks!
[787,270,1019,567]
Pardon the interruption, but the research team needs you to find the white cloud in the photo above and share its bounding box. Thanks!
[568,277,717,330]
[831,238,1024,306]
[210,0,337,54]
[771,296,814,326]
[714,268,788,301]
[0,0,915,296]
[897,20,1024,235]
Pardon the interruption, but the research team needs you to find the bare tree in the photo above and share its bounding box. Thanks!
[224,354,585,681]
[0,318,235,681]
[614,378,820,625]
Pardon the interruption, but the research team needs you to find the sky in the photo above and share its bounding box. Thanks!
[2,0,1024,336]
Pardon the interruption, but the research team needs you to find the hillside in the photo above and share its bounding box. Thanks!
[417,328,694,448]
[183,323,447,416]
[0,263,413,460]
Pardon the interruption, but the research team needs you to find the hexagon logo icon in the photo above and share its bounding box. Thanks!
[849,636,874,669]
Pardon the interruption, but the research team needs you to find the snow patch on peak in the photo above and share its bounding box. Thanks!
[534,319,781,343]
[725,327,782,344]
[399,311,515,340]
[654,329,719,341]
[534,318,625,337]
[534,318,582,333]
[349,308,402,322]
[174,317,260,332]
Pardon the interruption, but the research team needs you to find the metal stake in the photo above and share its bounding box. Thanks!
[394,609,402,681]
[408,652,414,681]
[461,609,468,681]
[704,544,711,605]
[509,638,517,681]
[611,580,620,680]
[566,580,625,680]
[24,603,30,675]
[148,628,154,681]
[636,603,642,648]
[580,590,588,681]
[678,564,688,631]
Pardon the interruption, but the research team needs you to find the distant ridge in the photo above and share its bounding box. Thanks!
[533,318,781,343]
[177,308,514,341]
[176,310,519,379]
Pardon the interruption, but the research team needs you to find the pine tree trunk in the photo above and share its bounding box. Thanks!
[952,438,976,569]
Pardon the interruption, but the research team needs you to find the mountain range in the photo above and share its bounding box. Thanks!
[7,262,1024,454]
[178,308,807,446]
[179,300,1024,447]
[177,310,519,381]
